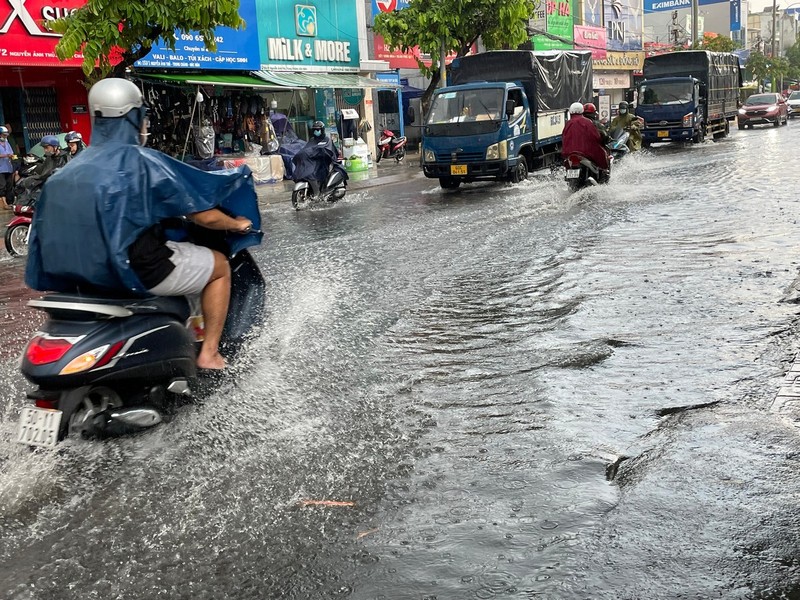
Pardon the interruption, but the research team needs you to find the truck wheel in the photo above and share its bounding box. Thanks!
[439,177,460,190]
[693,127,705,143]
[509,160,528,183]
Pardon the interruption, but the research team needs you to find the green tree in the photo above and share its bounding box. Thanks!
[372,0,535,114]
[47,0,244,81]
[702,34,735,52]
[787,40,800,79]
[746,50,770,89]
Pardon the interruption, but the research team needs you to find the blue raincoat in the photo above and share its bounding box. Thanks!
[25,117,262,295]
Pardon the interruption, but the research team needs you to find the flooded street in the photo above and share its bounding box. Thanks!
[1,124,800,599]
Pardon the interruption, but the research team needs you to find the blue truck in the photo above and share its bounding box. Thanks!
[421,50,593,189]
[635,50,741,146]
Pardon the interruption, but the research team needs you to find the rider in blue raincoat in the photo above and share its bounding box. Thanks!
[25,78,262,370]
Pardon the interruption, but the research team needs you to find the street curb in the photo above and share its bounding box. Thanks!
[256,159,426,204]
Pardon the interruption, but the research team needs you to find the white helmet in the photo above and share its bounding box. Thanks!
[569,102,584,115]
[88,78,143,118]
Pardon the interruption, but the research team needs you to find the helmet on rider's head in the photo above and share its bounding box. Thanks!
[583,103,597,118]
[618,101,629,113]
[88,78,143,118]
[65,131,83,143]
[569,102,584,115]
[0,126,8,135]
[41,135,60,148]
[311,120,326,138]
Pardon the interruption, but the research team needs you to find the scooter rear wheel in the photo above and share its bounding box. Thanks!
[395,148,405,163]
[5,223,29,257]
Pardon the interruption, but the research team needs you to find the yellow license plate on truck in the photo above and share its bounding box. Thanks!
[450,165,467,175]
[657,130,669,138]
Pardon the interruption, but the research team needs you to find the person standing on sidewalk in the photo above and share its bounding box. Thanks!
[0,127,16,209]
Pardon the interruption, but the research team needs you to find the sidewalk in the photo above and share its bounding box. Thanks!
[255,150,425,205]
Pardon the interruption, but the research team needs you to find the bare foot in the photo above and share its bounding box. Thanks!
[197,350,227,370]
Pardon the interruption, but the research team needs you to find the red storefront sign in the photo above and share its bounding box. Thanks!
[0,0,86,66]
[574,25,607,60]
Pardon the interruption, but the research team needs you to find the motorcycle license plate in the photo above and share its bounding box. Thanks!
[565,169,581,179]
[450,165,467,175]
[16,407,62,447]
[657,130,669,138]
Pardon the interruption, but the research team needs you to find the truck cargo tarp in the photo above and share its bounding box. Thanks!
[450,50,593,111]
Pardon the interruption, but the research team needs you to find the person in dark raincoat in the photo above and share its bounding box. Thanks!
[291,120,338,197]
[25,78,260,371]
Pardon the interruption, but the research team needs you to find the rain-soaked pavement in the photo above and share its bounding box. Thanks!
[1,123,800,599]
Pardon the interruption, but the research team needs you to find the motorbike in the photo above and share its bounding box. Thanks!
[563,127,634,191]
[375,129,407,164]
[291,161,348,209]
[15,229,265,448]
[5,201,34,257]
[606,127,631,163]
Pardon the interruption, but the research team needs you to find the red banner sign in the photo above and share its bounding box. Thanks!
[0,0,86,66]
[573,25,607,60]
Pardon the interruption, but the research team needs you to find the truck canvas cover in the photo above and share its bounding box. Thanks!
[642,51,742,106]
[450,50,593,111]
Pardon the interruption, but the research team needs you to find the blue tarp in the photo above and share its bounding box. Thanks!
[26,116,262,295]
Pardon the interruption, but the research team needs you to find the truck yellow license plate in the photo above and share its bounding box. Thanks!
[657,130,669,138]
[450,165,467,175]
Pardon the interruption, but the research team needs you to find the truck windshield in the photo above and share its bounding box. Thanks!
[427,89,504,124]
[640,82,694,105]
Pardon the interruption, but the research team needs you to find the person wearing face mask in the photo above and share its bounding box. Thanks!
[291,120,338,198]
[609,101,642,151]
[26,78,260,371]
[0,126,16,209]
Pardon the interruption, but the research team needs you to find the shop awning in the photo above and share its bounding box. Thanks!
[254,70,400,89]
[135,72,296,90]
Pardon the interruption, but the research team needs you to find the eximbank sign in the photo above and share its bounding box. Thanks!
[645,0,725,12]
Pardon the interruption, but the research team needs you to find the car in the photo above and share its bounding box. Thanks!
[737,92,789,129]
[787,91,800,118]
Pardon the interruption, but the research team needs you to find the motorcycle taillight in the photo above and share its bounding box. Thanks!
[566,155,582,168]
[25,336,74,365]
[34,398,58,410]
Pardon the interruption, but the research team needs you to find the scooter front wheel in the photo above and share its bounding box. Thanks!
[291,188,310,210]
[5,222,30,257]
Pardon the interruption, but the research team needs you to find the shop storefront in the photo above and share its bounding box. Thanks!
[255,0,395,156]
[0,0,90,151]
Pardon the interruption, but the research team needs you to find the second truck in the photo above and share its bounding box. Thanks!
[635,50,742,146]
[422,50,593,189]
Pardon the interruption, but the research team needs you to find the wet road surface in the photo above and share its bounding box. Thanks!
[1,123,800,599]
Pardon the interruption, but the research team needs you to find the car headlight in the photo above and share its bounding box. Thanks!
[485,140,507,160]
[423,148,436,163]
[682,112,694,127]
[766,105,778,113]
[738,108,746,115]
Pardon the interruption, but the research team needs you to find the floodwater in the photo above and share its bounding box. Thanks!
[1,123,800,599]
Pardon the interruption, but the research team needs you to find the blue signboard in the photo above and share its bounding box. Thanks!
[730,0,741,31]
[372,0,411,17]
[135,0,260,69]
[258,0,360,72]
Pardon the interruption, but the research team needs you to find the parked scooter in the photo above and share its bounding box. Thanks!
[291,161,348,209]
[15,228,265,448]
[375,129,407,164]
